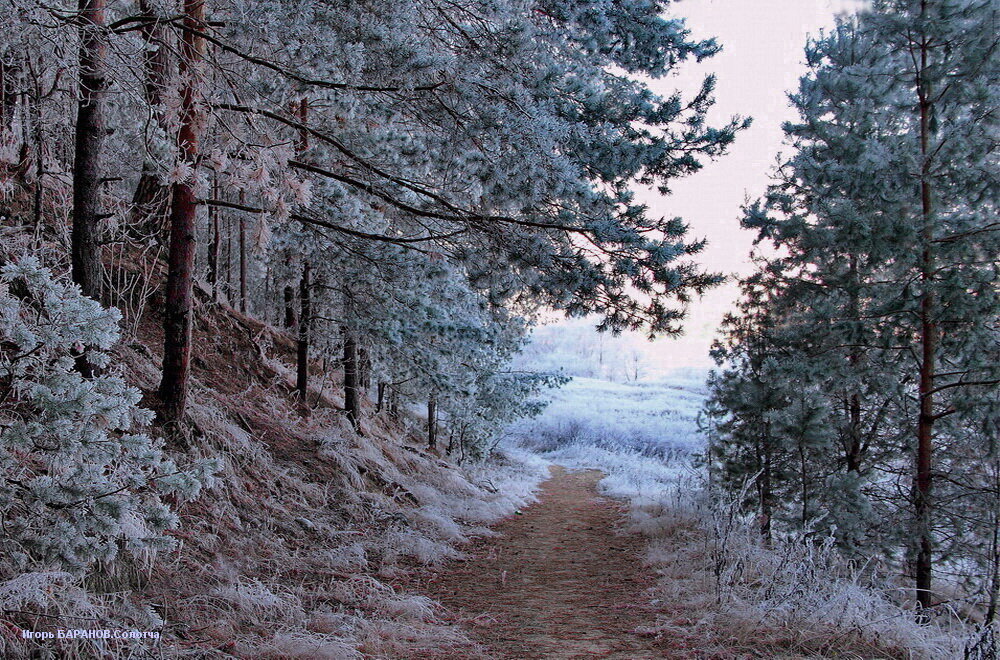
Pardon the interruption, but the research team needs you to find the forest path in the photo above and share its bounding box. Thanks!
[405,466,663,659]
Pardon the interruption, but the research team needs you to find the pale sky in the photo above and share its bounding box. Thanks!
[632,0,866,371]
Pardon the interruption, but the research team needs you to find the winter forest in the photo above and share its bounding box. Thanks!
[0,0,996,657]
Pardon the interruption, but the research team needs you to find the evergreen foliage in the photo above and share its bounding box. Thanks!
[0,0,740,596]
[0,259,214,572]
[706,0,999,614]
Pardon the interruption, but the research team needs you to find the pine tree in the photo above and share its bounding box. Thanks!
[711,0,999,612]
[71,0,107,303]
[159,0,207,427]
[0,259,214,572]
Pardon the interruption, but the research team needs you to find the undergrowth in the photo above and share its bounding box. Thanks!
[511,370,987,659]
[2,293,549,659]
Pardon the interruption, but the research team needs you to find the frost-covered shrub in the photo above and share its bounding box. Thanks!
[0,258,213,572]
[697,490,966,657]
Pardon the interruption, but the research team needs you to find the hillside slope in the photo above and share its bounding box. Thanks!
[4,290,547,659]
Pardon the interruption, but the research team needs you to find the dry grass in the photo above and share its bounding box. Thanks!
[628,479,971,659]
[3,284,546,659]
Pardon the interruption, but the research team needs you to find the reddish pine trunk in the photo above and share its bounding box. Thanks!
[159,0,205,425]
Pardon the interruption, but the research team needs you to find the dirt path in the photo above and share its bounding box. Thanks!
[406,466,663,659]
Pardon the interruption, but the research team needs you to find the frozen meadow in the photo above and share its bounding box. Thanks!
[505,369,707,504]
[500,361,971,658]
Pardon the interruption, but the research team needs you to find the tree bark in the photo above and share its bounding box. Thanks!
[376,382,386,413]
[130,0,170,240]
[389,388,399,418]
[0,59,16,134]
[798,434,809,527]
[159,0,205,426]
[913,8,936,611]
[343,327,360,431]
[70,0,107,380]
[292,95,310,399]
[29,74,42,245]
[296,262,311,402]
[225,212,232,292]
[989,507,1000,624]
[845,254,864,473]
[207,173,221,300]
[238,213,247,314]
[427,398,437,450]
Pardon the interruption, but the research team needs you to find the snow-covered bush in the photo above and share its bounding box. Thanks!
[687,484,967,657]
[0,258,213,572]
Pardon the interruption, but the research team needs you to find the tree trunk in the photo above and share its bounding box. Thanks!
[388,388,399,418]
[159,0,205,426]
[70,0,108,380]
[427,398,437,450]
[0,59,16,134]
[130,0,170,240]
[263,261,271,324]
[29,78,42,245]
[207,173,221,300]
[296,262,311,402]
[759,424,773,545]
[292,94,310,399]
[343,327,360,431]
[0,59,16,185]
[295,97,308,152]
[71,0,106,301]
[376,382,386,413]
[990,455,1000,624]
[238,213,247,314]
[283,284,296,328]
[225,208,233,295]
[845,254,864,473]
[799,435,809,527]
[914,14,936,611]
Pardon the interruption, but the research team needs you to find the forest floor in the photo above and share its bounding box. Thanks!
[402,466,666,659]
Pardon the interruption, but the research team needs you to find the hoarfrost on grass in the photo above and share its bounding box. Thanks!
[504,367,969,657]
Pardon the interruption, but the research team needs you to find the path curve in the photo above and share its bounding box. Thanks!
[408,466,662,659]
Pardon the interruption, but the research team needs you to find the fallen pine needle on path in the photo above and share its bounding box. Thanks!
[404,465,664,659]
